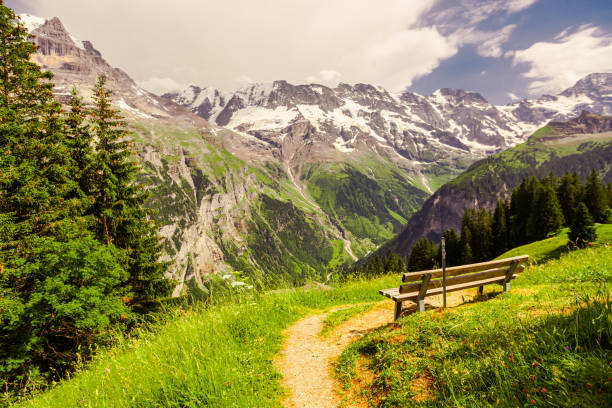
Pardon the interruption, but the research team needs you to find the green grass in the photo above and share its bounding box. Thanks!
[13,276,399,408]
[335,244,612,407]
[320,303,376,338]
[497,224,612,263]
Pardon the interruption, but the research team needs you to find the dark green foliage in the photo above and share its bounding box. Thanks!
[0,5,170,396]
[568,203,597,248]
[366,255,384,277]
[585,169,608,223]
[0,6,129,394]
[384,253,405,275]
[460,208,493,262]
[439,228,461,266]
[86,76,172,306]
[557,173,584,226]
[459,224,473,265]
[492,200,509,254]
[528,183,565,241]
[407,239,437,271]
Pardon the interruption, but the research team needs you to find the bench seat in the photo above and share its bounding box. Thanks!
[379,255,529,320]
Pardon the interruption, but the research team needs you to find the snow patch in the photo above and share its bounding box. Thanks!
[332,137,354,153]
[118,98,154,119]
[227,106,298,131]
[18,14,45,33]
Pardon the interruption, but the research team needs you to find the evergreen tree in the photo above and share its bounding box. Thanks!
[492,199,509,256]
[87,76,172,306]
[367,255,384,277]
[528,183,564,240]
[439,228,461,266]
[408,239,436,271]
[568,202,597,249]
[459,224,473,265]
[584,169,608,223]
[556,172,583,227]
[525,178,545,241]
[509,178,538,246]
[384,253,405,274]
[0,6,128,391]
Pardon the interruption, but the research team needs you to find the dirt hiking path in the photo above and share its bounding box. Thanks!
[275,290,480,408]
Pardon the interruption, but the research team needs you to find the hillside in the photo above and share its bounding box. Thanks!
[374,111,612,262]
[14,242,611,407]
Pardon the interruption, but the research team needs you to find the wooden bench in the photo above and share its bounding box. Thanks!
[380,255,529,320]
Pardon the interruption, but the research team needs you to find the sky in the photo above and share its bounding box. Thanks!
[6,0,612,103]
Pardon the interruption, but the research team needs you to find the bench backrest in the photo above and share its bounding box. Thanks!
[399,255,529,295]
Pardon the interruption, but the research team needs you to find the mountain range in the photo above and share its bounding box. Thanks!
[20,13,612,295]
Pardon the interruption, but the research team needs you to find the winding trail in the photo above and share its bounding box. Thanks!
[275,289,483,407]
[274,302,394,408]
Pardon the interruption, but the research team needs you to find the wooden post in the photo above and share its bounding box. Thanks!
[503,260,520,292]
[441,237,447,308]
[416,273,432,313]
[394,301,402,320]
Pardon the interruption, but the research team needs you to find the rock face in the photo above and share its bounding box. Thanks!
[21,13,612,294]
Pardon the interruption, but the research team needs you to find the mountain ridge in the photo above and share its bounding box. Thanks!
[20,13,612,294]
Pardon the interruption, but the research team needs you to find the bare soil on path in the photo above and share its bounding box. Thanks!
[274,289,483,408]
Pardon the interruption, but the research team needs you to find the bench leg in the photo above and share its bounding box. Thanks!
[503,282,510,292]
[417,299,425,313]
[394,301,402,320]
[478,285,484,296]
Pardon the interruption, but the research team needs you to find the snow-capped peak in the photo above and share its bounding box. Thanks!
[18,13,45,33]
[18,13,85,51]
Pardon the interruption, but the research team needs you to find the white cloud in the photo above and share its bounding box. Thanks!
[512,25,612,94]
[19,0,452,92]
[451,24,517,58]
[137,77,188,95]
[476,25,517,58]
[507,92,520,100]
[305,70,341,84]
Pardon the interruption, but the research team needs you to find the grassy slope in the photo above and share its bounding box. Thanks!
[497,224,612,264]
[14,277,398,408]
[336,245,612,407]
[16,241,612,407]
[303,159,429,257]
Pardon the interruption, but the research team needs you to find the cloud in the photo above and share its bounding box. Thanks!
[511,25,612,94]
[137,77,188,95]
[305,70,341,84]
[422,0,537,30]
[507,92,520,100]
[16,0,456,92]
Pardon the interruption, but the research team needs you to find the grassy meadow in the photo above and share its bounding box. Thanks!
[13,232,612,407]
[335,243,612,407]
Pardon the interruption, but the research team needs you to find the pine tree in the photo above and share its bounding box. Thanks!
[408,239,436,271]
[584,169,608,223]
[367,255,384,277]
[509,178,537,246]
[530,184,564,240]
[557,172,583,227]
[525,178,545,241]
[568,202,597,249]
[439,228,461,266]
[0,5,129,391]
[384,253,405,274]
[492,200,509,256]
[459,224,473,265]
[87,75,172,306]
